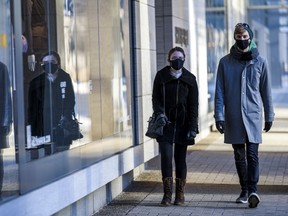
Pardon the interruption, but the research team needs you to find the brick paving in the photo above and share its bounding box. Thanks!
[94,130,288,216]
[95,88,288,216]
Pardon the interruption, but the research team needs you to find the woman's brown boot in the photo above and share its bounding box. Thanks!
[161,177,173,206]
[174,178,186,205]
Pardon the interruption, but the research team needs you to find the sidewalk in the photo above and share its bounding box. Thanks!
[94,129,288,215]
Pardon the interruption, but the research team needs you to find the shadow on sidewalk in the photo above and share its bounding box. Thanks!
[123,180,288,195]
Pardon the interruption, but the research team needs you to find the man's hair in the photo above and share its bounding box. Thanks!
[167,46,186,61]
[234,23,253,40]
[41,50,61,66]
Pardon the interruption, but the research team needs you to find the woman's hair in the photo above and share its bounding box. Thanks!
[41,50,61,66]
[167,46,186,60]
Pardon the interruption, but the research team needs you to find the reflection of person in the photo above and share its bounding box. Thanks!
[0,62,12,194]
[214,23,274,208]
[152,47,199,206]
[28,51,75,152]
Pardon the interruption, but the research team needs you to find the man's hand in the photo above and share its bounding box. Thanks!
[263,122,273,132]
[216,121,225,134]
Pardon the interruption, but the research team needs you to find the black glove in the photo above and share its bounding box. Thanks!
[187,130,197,141]
[263,121,272,132]
[155,113,168,126]
[216,121,225,134]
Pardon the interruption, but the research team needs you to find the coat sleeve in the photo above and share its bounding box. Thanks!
[260,59,274,122]
[187,77,199,131]
[214,59,225,122]
[152,71,164,114]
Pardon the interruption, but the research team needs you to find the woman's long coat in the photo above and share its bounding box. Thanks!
[152,66,198,145]
[28,69,75,145]
[214,53,274,144]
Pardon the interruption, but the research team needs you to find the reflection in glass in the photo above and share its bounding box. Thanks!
[206,10,227,112]
[23,0,132,160]
[62,0,132,148]
[17,0,133,193]
[206,0,224,7]
[28,51,78,153]
[0,0,19,202]
[247,0,288,88]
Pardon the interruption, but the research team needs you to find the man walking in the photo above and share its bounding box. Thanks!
[214,23,274,208]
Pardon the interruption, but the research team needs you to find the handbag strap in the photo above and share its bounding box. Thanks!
[163,83,165,116]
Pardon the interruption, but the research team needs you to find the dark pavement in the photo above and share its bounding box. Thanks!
[94,86,288,216]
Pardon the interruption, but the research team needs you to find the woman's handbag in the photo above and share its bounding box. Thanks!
[145,113,168,138]
[58,113,83,141]
[145,84,168,139]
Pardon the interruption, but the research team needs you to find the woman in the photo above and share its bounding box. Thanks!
[28,51,75,152]
[152,46,199,206]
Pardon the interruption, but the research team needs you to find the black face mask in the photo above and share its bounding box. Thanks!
[170,59,184,70]
[42,63,59,74]
[236,39,250,50]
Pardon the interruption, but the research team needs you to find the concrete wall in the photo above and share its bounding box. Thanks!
[134,0,158,147]
[189,0,211,138]
[155,0,190,70]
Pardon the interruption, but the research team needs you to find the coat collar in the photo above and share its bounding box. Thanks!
[159,66,195,86]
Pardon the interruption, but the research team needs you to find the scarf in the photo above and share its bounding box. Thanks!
[230,40,259,61]
[170,69,182,79]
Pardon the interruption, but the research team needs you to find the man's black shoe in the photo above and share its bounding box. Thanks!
[248,193,260,208]
[236,190,248,203]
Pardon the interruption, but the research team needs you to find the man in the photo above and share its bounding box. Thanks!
[214,23,274,208]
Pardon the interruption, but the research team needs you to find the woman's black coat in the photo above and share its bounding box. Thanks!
[152,66,198,145]
[28,69,75,145]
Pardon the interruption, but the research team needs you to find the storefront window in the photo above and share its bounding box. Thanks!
[0,0,19,202]
[206,0,224,7]
[11,0,133,193]
[247,0,288,88]
[20,0,132,160]
[205,1,227,112]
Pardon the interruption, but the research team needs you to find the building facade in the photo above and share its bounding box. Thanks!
[0,0,287,215]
